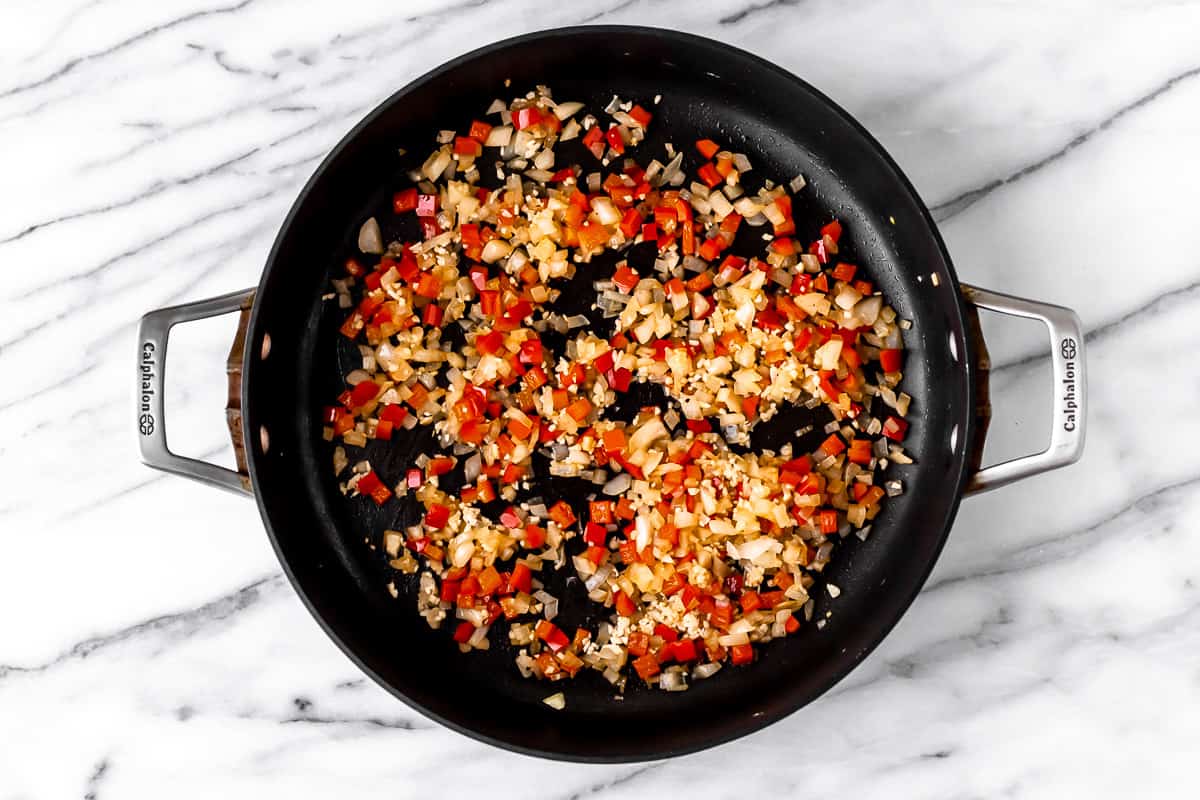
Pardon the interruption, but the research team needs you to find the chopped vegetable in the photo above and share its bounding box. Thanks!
[323,86,912,695]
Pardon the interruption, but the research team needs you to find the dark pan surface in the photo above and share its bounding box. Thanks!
[242,27,975,760]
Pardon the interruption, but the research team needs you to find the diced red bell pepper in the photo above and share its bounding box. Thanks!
[819,433,846,457]
[577,220,610,252]
[453,621,475,644]
[740,590,761,613]
[424,503,451,529]
[414,272,441,299]
[547,500,576,528]
[628,104,653,128]
[513,107,542,130]
[356,470,392,506]
[670,639,698,663]
[695,139,720,159]
[590,500,615,524]
[523,365,548,391]
[627,631,650,657]
[742,395,759,420]
[615,591,636,617]
[592,350,615,378]
[412,196,436,221]
[612,265,639,293]
[880,348,903,373]
[583,522,607,547]
[685,270,714,292]
[523,524,545,549]
[699,237,723,262]
[610,368,632,392]
[535,620,570,652]
[474,330,505,355]
[821,219,843,243]
[730,643,754,666]
[468,119,493,142]
[882,415,909,442]
[501,463,525,485]
[499,505,522,529]
[453,136,481,156]
[349,379,379,408]
[476,565,502,596]
[582,124,604,149]
[427,457,455,477]
[710,598,733,628]
[422,302,443,328]
[507,562,533,594]
[519,338,543,365]
[809,238,829,264]
[790,274,813,296]
[818,509,839,534]
[633,653,661,681]
[605,125,625,154]
[653,623,679,644]
[862,486,886,506]
[419,217,441,240]
[697,162,722,188]
[619,207,642,239]
[392,188,418,214]
[339,310,365,340]
[831,262,857,282]
[847,439,874,465]
[819,372,841,401]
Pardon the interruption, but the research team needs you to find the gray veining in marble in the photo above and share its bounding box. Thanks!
[3,0,1200,797]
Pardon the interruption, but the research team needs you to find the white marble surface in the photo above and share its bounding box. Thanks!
[3,0,1199,796]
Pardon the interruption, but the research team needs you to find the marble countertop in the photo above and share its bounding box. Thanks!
[3,1,1199,796]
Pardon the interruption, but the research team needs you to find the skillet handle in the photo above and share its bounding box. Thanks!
[960,284,1086,494]
[136,289,257,496]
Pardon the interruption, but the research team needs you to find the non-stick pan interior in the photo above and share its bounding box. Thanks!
[244,27,975,760]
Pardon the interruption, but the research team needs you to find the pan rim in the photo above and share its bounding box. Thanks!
[243,24,975,762]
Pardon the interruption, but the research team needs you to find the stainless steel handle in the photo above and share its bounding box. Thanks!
[961,284,1086,494]
[136,288,256,496]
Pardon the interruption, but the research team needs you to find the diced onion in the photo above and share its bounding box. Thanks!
[553,101,584,120]
[357,217,383,254]
[485,125,513,147]
[603,472,632,495]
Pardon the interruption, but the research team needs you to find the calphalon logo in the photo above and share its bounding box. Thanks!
[139,342,156,436]
[1060,337,1078,432]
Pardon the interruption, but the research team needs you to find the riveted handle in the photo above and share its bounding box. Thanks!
[961,285,1086,494]
[136,289,256,496]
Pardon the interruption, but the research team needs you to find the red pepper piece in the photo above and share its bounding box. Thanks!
[882,416,909,442]
[392,188,418,214]
[880,348,903,373]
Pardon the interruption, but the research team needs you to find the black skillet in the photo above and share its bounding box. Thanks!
[136,26,1087,761]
